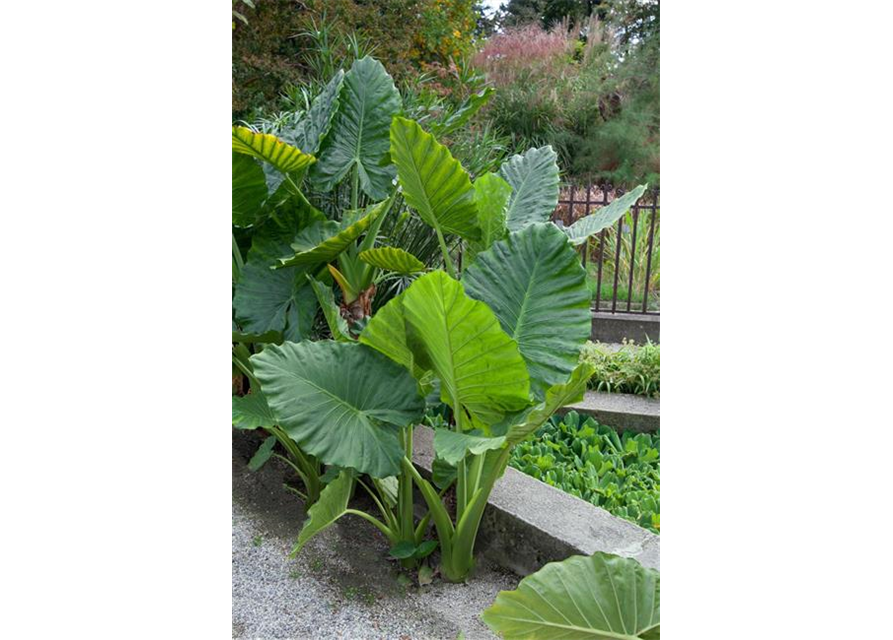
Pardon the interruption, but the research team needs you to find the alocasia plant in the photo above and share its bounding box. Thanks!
[360,270,595,582]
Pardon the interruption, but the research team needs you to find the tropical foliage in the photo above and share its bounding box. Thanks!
[232,53,652,588]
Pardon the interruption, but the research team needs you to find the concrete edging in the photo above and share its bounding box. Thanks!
[559,390,660,433]
[591,311,660,344]
[411,425,660,575]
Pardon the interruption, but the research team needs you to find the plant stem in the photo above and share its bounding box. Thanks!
[400,426,415,541]
[232,233,244,283]
[435,226,457,279]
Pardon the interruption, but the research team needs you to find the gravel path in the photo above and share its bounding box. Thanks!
[232,433,517,639]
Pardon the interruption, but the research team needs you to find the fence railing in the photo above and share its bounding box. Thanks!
[552,184,660,315]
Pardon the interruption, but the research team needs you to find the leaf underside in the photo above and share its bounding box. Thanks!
[499,145,560,233]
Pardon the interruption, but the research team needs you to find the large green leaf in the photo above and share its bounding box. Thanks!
[363,271,530,426]
[296,69,344,155]
[468,172,512,262]
[504,363,594,446]
[359,247,425,274]
[232,391,277,430]
[233,235,317,342]
[563,186,648,246]
[232,152,268,228]
[433,430,506,466]
[390,117,480,241]
[311,57,401,199]
[482,552,660,640]
[232,126,316,174]
[291,470,353,556]
[463,223,591,398]
[499,146,560,233]
[358,290,416,375]
[251,341,425,478]
[277,200,387,268]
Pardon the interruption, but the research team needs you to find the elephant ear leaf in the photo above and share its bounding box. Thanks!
[463,223,591,399]
[393,271,530,425]
[233,235,317,343]
[504,363,594,446]
[232,391,277,430]
[296,69,345,155]
[433,430,506,466]
[311,56,401,199]
[359,247,425,274]
[483,552,660,640]
[563,185,648,245]
[251,341,425,478]
[291,470,354,557]
[277,200,387,268]
[390,116,481,241]
[232,126,316,174]
[232,152,269,228]
[499,146,560,233]
[472,172,512,253]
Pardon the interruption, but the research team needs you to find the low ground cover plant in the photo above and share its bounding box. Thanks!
[509,411,660,533]
[580,339,660,397]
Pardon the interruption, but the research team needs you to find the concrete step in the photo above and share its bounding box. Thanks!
[560,390,660,433]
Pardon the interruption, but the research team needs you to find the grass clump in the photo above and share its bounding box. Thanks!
[579,340,659,397]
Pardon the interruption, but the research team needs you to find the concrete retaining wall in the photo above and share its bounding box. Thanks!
[591,311,660,344]
[412,426,660,575]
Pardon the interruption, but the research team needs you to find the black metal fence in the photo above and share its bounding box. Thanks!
[552,185,660,315]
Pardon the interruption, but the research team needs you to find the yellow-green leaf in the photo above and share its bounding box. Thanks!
[359,247,425,274]
[232,126,316,174]
[390,117,481,241]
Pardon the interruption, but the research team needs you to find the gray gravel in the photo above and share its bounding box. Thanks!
[233,432,517,639]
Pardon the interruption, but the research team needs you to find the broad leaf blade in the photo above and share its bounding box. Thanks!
[251,341,425,478]
[499,146,560,233]
[232,152,268,228]
[296,69,344,155]
[311,56,401,199]
[463,223,591,398]
[482,552,660,640]
[390,117,481,241]
[292,470,354,556]
[232,392,277,430]
[472,172,512,252]
[358,290,416,375]
[504,363,594,446]
[233,235,317,342]
[277,200,386,268]
[232,126,316,174]
[398,271,530,425]
[564,185,648,246]
[433,430,506,466]
[359,247,425,274]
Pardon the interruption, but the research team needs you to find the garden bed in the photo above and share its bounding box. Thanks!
[233,433,516,639]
